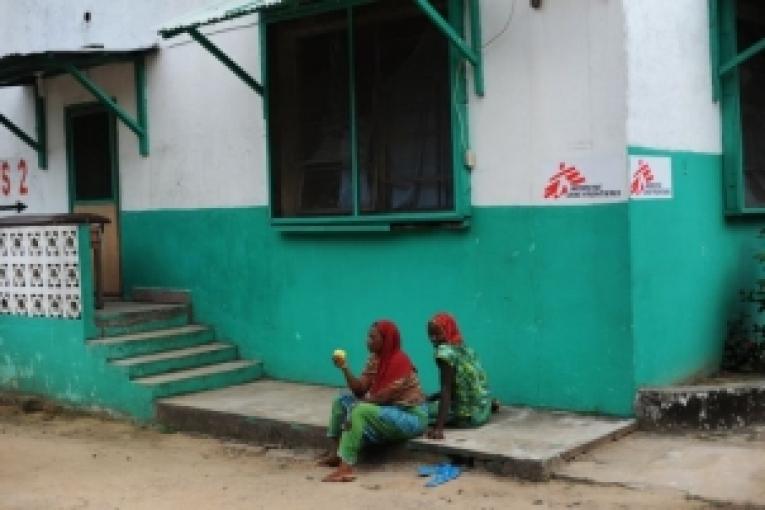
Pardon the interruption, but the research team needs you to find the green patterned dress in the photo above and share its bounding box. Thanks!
[430,343,492,427]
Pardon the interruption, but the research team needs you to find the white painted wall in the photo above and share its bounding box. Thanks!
[120,27,268,210]
[0,0,631,212]
[0,0,212,54]
[0,0,266,213]
[623,0,721,153]
[0,86,62,217]
[471,0,628,206]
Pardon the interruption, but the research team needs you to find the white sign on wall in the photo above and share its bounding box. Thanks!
[539,156,626,205]
[629,156,672,200]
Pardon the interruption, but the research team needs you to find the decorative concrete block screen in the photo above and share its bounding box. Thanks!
[0,226,81,319]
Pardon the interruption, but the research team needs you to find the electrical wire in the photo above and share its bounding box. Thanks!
[164,19,260,49]
[482,0,515,50]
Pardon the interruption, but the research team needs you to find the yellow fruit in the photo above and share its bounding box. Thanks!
[333,349,346,359]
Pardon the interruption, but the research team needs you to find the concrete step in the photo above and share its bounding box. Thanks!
[131,287,191,305]
[87,324,214,361]
[156,380,636,481]
[407,409,635,481]
[111,342,239,379]
[635,376,765,430]
[95,301,191,336]
[135,360,263,399]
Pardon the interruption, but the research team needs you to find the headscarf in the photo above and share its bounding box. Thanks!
[369,320,416,396]
[430,312,463,346]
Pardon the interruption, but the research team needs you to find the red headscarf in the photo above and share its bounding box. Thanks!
[369,320,416,396]
[431,313,463,345]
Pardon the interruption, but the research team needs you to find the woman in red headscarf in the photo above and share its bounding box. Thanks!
[426,313,494,440]
[319,320,427,482]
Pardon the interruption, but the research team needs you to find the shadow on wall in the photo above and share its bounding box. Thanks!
[721,221,765,373]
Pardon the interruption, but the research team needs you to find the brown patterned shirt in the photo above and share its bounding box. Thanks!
[360,355,425,406]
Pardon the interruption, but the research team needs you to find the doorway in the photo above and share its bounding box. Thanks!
[66,103,121,296]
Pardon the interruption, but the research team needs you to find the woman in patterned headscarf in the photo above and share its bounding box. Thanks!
[426,313,494,440]
[319,320,427,482]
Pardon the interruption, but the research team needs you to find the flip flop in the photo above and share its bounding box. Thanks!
[425,464,461,487]
[321,472,357,482]
[417,464,441,476]
[316,456,342,467]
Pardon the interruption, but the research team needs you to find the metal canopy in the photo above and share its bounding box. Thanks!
[159,1,287,96]
[0,48,154,87]
[0,47,156,166]
[160,0,483,97]
[158,0,287,38]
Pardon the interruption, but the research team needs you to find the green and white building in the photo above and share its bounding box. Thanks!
[0,0,763,420]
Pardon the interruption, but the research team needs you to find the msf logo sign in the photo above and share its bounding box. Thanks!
[543,163,586,199]
[630,160,655,196]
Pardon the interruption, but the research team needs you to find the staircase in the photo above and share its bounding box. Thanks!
[87,293,262,420]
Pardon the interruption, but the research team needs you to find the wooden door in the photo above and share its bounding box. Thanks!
[66,104,121,296]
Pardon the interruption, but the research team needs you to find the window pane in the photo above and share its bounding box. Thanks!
[268,10,352,217]
[72,111,112,201]
[737,0,765,208]
[354,0,453,214]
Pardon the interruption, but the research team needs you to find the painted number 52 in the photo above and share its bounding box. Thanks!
[1,159,29,197]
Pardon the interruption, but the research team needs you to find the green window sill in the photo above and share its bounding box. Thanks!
[725,207,765,216]
[271,211,470,233]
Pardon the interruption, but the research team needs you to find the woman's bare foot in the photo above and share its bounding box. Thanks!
[321,462,356,482]
[316,452,342,467]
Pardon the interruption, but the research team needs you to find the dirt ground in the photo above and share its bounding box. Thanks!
[0,404,723,510]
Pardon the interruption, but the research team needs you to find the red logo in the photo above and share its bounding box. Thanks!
[544,163,586,199]
[630,160,654,196]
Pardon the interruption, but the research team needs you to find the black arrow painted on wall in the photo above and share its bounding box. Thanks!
[0,201,27,213]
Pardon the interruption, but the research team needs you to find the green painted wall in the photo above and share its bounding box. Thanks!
[628,147,765,387]
[8,147,759,421]
[0,225,155,420]
[122,204,636,415]
[0,315,155,419]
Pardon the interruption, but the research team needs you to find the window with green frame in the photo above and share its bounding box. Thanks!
[263,0,470,227]
[711,0,765,214]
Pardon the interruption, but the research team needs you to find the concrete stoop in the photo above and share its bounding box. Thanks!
[156,380,636,481]
[88,295,263,419]
[635,376,765,430]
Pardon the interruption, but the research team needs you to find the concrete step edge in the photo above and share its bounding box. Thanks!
[639,380,765,394]
[95,302,190,323]
[134,360,260,386]
[636,384,765,430]
[88,324,210,346]
[154,404,444,470]
[132,287,191,304]
[111,342,235,367]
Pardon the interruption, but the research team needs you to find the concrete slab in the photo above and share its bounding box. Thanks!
[157,380,635,481]
[636,377,765,430]
[555,429,765,507]
[408,406,636,480]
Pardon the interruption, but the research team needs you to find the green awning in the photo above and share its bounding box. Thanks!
[157,0,483,98]
[0,48,155,87]
[159,0,286,39]
[0,47,155,164]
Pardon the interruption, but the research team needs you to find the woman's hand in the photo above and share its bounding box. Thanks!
[335,352,370,397]
[426,426,444,440]
[332,353,347,369]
